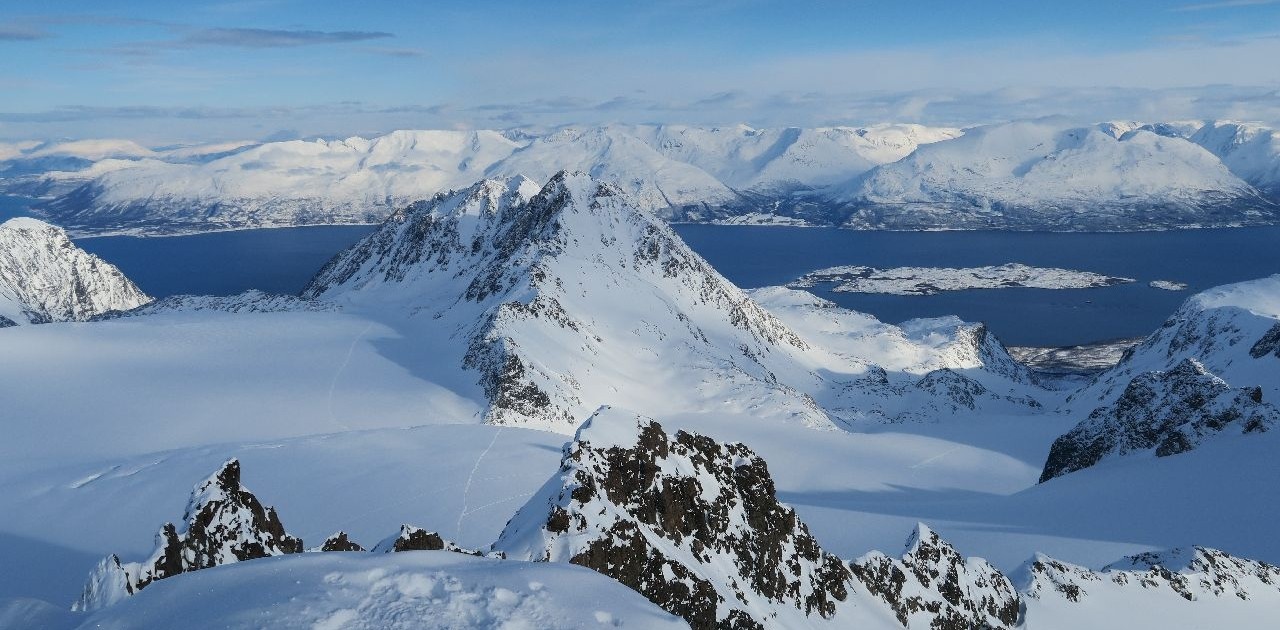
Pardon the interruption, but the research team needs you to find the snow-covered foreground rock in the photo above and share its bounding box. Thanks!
[0,217,150,325]
[54,411,1280,630]
[76,459,303,611]
[23,119,1280,235]
[790,262,1134,295]
[495,408,853,629]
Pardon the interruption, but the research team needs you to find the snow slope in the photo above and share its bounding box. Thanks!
[0,217,150,325]
[74,552,687,630]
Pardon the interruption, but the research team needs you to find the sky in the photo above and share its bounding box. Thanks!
[2,0,1280,143]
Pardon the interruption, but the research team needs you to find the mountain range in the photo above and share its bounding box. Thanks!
[10,119,1280,235]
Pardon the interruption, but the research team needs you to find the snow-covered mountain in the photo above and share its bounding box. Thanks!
[303,172,1041,431]
[1041,358,1277,481]
[24,120,1280,234]
[1038,275,1280,480]
[0,217,150,326]
[37,130,525,234]
[834,119,1279,230]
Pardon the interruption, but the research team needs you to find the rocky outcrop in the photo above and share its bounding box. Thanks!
[1042,358,1276,481]
[370,524,481,556]
[1019,546,1280,605]
[0,217,150,325]
[98,289,338,318]
[494,407,850,629]
[74,460,303,611]
[316,531,365,552]
[850,524,1021,629]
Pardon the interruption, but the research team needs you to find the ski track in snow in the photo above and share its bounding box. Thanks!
[326,321,374,431]
[909,447,962,469]
[456,426,503,540]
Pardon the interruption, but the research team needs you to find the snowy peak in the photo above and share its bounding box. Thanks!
[494,407,851,629]
[370,524,482,556]
[1042,357,1276,481]
[0,217,150,325]
[308,172,828,432]
[74,459,303,611]
[851,524,1021,629]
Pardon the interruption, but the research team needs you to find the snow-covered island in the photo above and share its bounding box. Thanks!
[790,263,1135,295]
[1151,280,1190,291]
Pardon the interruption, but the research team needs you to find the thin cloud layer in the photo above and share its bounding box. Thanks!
[180,27,393,48]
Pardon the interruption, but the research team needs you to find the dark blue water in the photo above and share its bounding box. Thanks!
[0,195,39,222]
[49,219,1280,346]
[75,226,376,297]
[673,225,1280,346]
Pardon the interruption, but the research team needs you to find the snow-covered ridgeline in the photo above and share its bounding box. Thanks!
[0,217,150,325]
[790,262,1134,295]
[21,119,1280,235]
[26,124,960,235]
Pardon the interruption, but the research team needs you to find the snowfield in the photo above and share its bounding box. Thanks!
[2,173,1280,628]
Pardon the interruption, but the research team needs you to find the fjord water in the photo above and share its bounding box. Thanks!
[67,222,1280,347]
[76,226,377,297]
[676,224,1280,346]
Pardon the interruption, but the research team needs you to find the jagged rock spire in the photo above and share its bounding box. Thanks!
[74,459,302,611]
[494,406,850,629]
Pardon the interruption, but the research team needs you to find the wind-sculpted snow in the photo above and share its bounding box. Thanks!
[75,551,690,630]
[1041,358,1276,481]
[850,524,1021,629]
[494,408,852,629]
[0,217,150,324]
[75,459,303,611]
[790,262,1134,295]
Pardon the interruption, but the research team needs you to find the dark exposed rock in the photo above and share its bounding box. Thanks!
[495,407,850,629]
[371,524,482,556]
[1250,323,1280,359]
[1041,358,1278,482]
[850,524,1021,629]
[74,459,302,611]
[317,531,365,552]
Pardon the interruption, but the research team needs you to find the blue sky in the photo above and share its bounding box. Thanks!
[2,0,1279,142]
